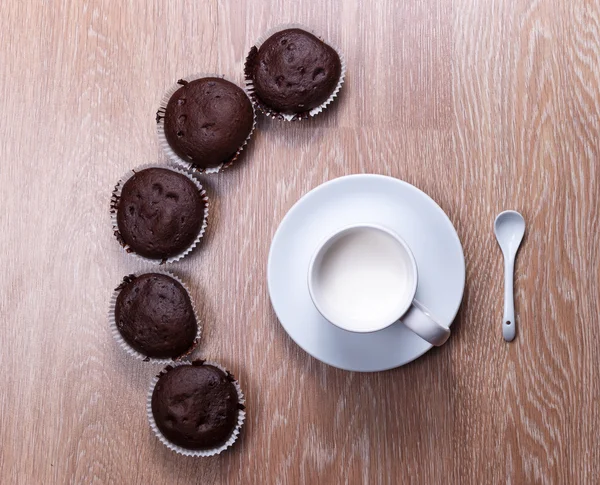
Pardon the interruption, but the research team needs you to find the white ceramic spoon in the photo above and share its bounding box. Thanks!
[494,211,525,341]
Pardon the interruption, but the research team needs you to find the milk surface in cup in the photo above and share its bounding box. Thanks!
[311,226,416,332]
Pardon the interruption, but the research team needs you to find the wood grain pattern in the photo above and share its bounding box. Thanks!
[1,0,599,483]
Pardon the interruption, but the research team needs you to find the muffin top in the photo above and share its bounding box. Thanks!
[151,363,241,450]
[162,78,254,169]
[115,168,205,260]
[114,273,197,359]
[248,28,341,113]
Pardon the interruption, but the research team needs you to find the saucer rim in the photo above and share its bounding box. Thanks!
[267,174,465,372]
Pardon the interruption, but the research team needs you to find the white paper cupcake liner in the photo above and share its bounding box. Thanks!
[244,23,346,121]
[110,163,209,264]
[109,270,202,364]
[156,73,257,174]
[147,360,246,457]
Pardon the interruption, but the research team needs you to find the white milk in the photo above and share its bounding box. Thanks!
[313,228,414,332]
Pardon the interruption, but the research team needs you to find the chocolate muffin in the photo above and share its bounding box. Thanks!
[114,168,206,260]
[246,28,342,114]
[114,273,198,359]
[160,78,254,170]
[151,362,243,450]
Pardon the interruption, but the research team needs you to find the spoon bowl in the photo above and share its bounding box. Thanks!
[495,211,525,258]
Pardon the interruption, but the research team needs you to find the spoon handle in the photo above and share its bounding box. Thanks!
[503,257,516,341]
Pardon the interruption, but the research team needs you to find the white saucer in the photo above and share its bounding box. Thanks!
[267,174,465,372]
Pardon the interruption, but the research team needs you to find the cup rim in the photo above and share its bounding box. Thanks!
[307,223,419,333]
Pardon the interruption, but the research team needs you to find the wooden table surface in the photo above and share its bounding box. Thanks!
[2,0,599,483]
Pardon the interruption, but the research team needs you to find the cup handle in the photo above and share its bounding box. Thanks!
[401,300,450,346]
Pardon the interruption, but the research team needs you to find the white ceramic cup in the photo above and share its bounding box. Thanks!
[307,224,451,346]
